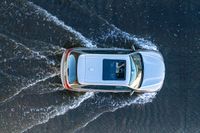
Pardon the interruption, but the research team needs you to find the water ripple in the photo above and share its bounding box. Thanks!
[74,92,157,132]
[22,92,94,133]
[27,1,96,48]
[0,73,59,105]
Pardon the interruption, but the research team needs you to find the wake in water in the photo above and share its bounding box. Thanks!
[21,92,94,133]
[0,33,59,104]
[0,73,59,104]
[21,92,157,133]
[94,15,158,50]
[100,24,158,50]
[22,2,158,132]
[27,1,96,48]
[0,33,55,65]
[0,0,96,104]
[61,1,158,50]
[0,1,96,133]
[0,1,160,133]
[74,92,157,132]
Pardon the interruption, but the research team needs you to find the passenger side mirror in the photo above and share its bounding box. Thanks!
[130,90,135,96]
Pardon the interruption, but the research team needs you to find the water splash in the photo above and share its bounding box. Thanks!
[100,24,158,50]
[0,73,59,104]
[0,33,55,65]
[38,87,65,95]
[74,92,157,132]
[31,40,66,56]
[71,5,157,50]
[27,2,96,48]
[67,1,157,50]
[21,92,94,133]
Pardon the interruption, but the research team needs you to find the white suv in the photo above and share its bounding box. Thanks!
[61,48,165,93]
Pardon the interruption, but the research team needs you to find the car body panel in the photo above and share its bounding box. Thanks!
[138,51,165,92]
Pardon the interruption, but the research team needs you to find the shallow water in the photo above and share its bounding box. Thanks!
[0,0,200,133]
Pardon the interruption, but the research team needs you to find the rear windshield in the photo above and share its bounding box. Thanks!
[103,59,126,80]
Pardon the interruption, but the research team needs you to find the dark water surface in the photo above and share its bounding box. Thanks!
[0,0,200,133]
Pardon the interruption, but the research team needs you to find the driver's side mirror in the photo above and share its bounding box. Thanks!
[131,45,136,51]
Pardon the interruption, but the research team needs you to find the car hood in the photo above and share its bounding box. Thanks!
[139,51,165,92]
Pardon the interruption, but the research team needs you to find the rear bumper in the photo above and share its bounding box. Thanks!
[60,49,73,89]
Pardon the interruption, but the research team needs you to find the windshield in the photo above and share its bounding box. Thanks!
[129,53,143,89]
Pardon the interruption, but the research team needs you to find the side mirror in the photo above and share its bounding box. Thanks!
[130,90,135,96]
[131,45,136,51]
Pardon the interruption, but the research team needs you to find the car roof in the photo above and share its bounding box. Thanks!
[77,54,131,86]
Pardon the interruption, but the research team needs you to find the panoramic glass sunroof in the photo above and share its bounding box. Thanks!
[103,59,126,80]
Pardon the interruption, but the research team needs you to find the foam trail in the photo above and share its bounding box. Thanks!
[17,3,157,133]
[0,33,55,65]
[0,73,59,104]
[89,13,158,50]
[38,87,65,95]
[21,92,94,133]
[70,2,157,50]
[102,24,158,50]
[27,2,96,48]
[74,111,106,133]
[70,2,158,50]
[75,92,157,132]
